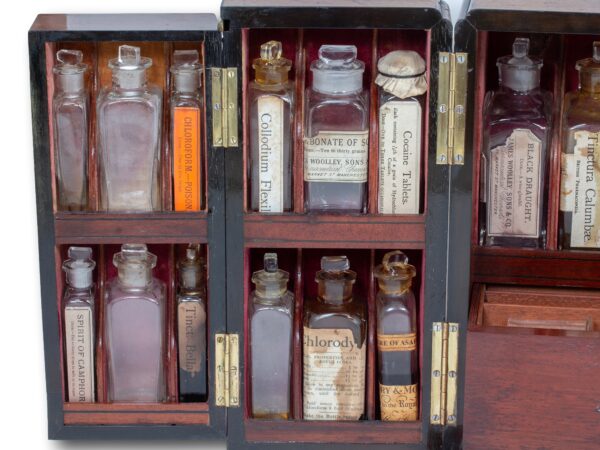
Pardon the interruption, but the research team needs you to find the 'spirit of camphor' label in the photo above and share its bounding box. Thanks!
[173,107,201,211]
[303,327,365,420]
[488,128,542,238]
[257,96,284,212]
[65,306,95,402]
[378,100,421,214]
[304,131,369,183]
[178,300,206,375]
[560,130,600,248]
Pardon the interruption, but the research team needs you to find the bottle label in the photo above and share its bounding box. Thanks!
[304,131,369,183]
[378,100,421,214]
[377,332,417,352]
[173,106,201,211]
[178,300,206,374]
[257,96,285,212]
[488,128,542,238]
[303,327,366,420]
[64,306,95,402]
[561,131,600,247]
[379,383,418,421]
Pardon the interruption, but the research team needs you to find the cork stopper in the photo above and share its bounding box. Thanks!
[251,253,290,299]
[576,42,600,94]
[53,49,87,94]
[113,244,156,288]
[253,40,291,86]
[62,246,95,289]
[311,45,364,94]
[373,250,416,294]
[171,50,202,93]
[375,50,427,99]
[177,244,206,293]
[109,45,152,90]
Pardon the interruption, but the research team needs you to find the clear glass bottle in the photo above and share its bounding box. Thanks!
[53,49,89,211]
[481,38,552,248]
[62,247,96,403]
[374,251,418,421]
[170,50,203,212]
[105,244,166,402]
[249,41,294,213]
[176,245,207,402]
[304,45,369,213]
[303,256,367,420]
[560,42,600,249]
[249,253,294,419]
[97,45,162,212]
[375,51,427,214]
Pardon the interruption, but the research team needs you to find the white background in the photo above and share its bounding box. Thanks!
[0,1,463,449]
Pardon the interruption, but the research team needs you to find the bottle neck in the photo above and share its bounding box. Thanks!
[317,279,354,305]
[377,278,412,296]
[579,70,600,95]
[117,266,152,289]
[112,69,147,91]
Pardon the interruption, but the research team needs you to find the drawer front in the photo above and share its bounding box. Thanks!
[464,329,600,450]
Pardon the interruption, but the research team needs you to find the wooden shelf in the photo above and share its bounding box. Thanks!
[54,212,208,244]
[63,402,209,425]
[472,246,600,289]
[243,214,426,249]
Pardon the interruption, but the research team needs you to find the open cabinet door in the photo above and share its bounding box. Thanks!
[454,1,600,449]
[220,1,455,449]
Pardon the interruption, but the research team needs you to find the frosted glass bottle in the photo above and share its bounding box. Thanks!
[249,253,294,419]
[560,42,600,249]
[105,244,166,402]
[481,38,552,248]
[53,49,89,211]
[374,251,418,421]
[304,45,369,213]
[97,45,162,212]
[249,41,294,213]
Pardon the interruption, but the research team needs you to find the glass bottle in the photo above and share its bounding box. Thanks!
[304,45,369,213]
[97,45,162,212]
[374,251,418,421]
[249,41,294,213]
[170,50,203,212]
[53,49,89,211]
[105,244,166,402]
[303,256,367,420]
[176,245,207,402]
[481,38,552,248]
[560,42,600,249]
[375,51,427,214]
[249,253,294,419]
[62,246,96,403]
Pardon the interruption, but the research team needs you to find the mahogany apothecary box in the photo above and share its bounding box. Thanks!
[28,1,600,449]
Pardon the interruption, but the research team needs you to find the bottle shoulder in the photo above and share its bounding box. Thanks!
[170,92,203,109]
[98,87,162,109]
[250,291,294,314]
[564,92,600,128]
[106,277,165,303]
[484,89,552,123]
[306,88,369,109]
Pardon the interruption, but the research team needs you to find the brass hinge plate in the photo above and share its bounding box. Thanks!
[211,68,239,148]
[436,52,468,165]
[215,333,240,408]
[430,322,459,426]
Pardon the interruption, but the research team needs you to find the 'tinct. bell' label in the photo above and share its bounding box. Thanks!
[561,130,600,248]
[257,96,284,212]
[304,131,369,183]
[488,128,542,238]
[378,100,421,214]
[178,301,206,375]
[65,306,95,403]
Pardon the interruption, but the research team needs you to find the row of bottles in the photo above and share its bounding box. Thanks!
[250,251,418,422]
[250,41,427,214]
[62,244,207,403]
[53,46,203,212]
[481,38,600,250]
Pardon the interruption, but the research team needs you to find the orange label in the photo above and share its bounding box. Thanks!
[173,107,201,211]
[377,332,417,352]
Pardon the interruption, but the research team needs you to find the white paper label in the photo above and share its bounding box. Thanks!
[304,131,369,183]
[257,96,284,212]
[378,100,421,214]
[64,306,95,402]
[488,129,542,238]
[303,327,366,421]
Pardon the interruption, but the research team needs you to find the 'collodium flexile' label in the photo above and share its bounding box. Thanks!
[65,306,95,402]
[303,327,366,420]
[560,130,600,247]
[178,301,206,375]
[257,96,284,212]
[489,128,541,238]
[173,107,201,211]
[304,131,369,182]
[378,101,421,214]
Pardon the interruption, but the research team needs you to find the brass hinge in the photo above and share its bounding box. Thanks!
[430,322,459,426]
[211,68,239,148]
[436,52,468,165]
[215,333,240,408]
